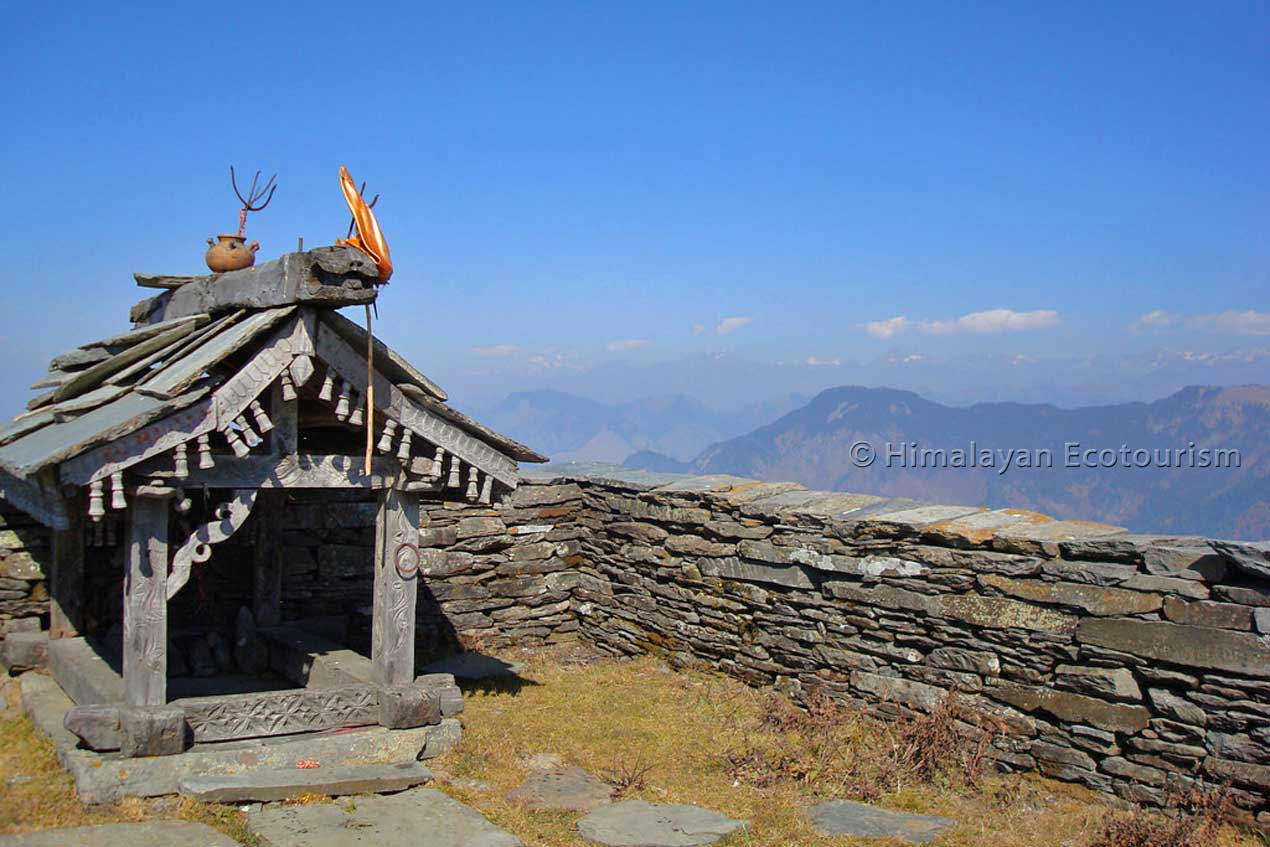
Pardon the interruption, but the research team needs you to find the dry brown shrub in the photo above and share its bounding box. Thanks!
[726,686,1000,802]
[1089,784,1234,847]
[602,755,653,798]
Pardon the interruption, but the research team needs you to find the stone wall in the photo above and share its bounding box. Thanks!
[273,486,587,656]
[5,471,1268,819]
[0,503,49,639]
[517,469,1269,821]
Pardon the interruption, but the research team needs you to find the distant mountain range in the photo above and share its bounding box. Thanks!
[625,385,1269,540]
[471,390,805,464]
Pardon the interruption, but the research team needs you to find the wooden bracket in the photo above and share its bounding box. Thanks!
[167,489,257,600]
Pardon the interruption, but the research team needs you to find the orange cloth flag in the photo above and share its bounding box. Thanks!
[337,164,393,282]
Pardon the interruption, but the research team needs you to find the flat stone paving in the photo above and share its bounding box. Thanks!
[807,799,955,844]
[179,762,433,803]
[576,800,747,847]
[247,788,521,847]
[0,821,241,846]
[506,763,613,812]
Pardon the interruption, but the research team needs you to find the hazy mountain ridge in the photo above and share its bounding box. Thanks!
[472,389,805,465]
[637,385,1268,539]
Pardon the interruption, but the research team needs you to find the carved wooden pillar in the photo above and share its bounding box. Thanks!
[371,486,420,686]
[49,498,84,639]
[123,491,172,706]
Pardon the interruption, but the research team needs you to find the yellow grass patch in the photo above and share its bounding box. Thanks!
[0,652,1262,847]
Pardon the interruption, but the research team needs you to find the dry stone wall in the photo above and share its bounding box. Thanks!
[513,469,1270,822]
[0,503,49,639]
[4,471,1268,820]
[274,487,587,654]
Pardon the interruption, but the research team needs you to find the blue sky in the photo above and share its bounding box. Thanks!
[1,2,1267,414]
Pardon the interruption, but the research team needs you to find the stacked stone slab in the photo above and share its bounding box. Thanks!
[0,503,47,640]
[6,469,1269,822]
[520,469,1270,824]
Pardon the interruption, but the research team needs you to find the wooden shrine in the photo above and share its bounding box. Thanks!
[0,246,545,755]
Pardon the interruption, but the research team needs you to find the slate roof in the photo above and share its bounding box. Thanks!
[0,249,546,527]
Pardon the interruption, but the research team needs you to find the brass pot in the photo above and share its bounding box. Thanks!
[205,234,260,273]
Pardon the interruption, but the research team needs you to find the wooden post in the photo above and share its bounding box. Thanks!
[49,499,84,639]
[371,485,419,686]
[252,490,284,627]
[271,380,298,457]
[123,491,172,706]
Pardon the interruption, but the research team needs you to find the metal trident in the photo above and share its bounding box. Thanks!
[230,166,277,237]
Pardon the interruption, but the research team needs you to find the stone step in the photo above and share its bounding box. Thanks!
[178,762,433,803]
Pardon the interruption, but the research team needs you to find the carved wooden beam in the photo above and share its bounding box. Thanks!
[145,454,403,490]
[63,682,441,749]
[167,489,256,600]
[0,468,69,530]
[131,247,379,325]
[314,322,520,487]
[60,316,306,487]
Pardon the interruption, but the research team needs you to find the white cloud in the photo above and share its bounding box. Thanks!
[805,356,842,367]
[1130,310,1178,333]
[918,309,1060,335]
[691,323,705,336]
[1189,309,1270,336]
[606,339,652,352]
[471,344,520,357]
[526,351,584,371]
[864,316,910,339]
[715,316,753,335]
[1131,309,1270,336]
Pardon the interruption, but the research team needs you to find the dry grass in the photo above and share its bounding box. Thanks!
[0,678,259,844]
[726,687,1000,802]
[0,650,1263,847]
[437,648,1261,847]
[1091,785,1236,847]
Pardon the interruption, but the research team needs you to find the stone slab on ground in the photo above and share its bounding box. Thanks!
[0,821,242,846]
[807,800,955,844]
[247,788,521,846]
[179,762,433,802]
[506,764,613,812]
[576,800,747,847]
[19,673,460,804]
[422,652,525,681]
[47,637,123,705]
[0,630,48,672]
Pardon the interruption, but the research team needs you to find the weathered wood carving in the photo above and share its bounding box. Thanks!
[124,494,171,706]
[179,685,380,742]
[167,489,257,600]
[314,322,520,486]
[372,486,419,686]
[60,317,304,487]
